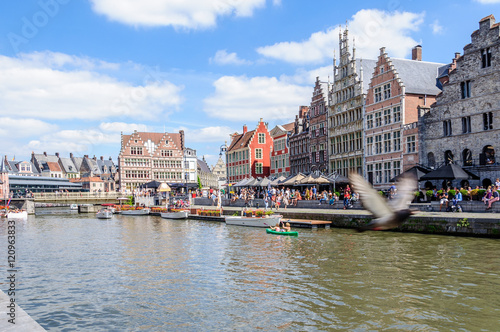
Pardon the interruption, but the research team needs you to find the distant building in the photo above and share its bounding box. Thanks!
[421,15,500,188]
[198,157,218,189]
[0,159,8,199]
[211,154,227,187]
[70,176,104,192]
[184,148,198,188]
[289,106,310,175]
[269,122,294,178]
[31,152,64,178]
[309,77,330,173]
[3,156,40,177]
[226,118,273,183]
[364,46,444,189]
[329,27,376,177]
[118,130,185,192]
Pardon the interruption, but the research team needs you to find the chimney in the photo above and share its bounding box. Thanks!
[412,45,422,61]
[243,125,248,134]
[70,153,73,158]
[55,152,59,158]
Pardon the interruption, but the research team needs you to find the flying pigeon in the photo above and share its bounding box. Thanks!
[349,173,416,232]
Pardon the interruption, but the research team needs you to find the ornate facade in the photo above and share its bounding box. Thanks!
[289,106,310,175]
[309,77,330,173]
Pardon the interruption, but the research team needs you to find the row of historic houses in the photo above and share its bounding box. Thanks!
[226,15,500,189]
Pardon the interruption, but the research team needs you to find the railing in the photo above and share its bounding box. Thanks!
[32,192,123,201]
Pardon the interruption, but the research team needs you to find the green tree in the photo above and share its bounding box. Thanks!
[197,175,202,189]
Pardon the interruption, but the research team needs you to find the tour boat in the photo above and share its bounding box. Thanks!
[225,214,281,228]
[121,208,150,215]
[7,210,28,220]
[160,210,189,220]
[96,209,113,219]
[266,228,298,236]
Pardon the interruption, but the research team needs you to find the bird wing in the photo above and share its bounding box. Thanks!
[349,173,393,219]
[391,175,417,211]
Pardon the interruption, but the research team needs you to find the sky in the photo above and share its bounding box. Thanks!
[0,0,499,167]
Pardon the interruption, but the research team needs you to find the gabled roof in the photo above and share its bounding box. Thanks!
[96,159,116,174]
[33,153,59,163]
[356,58,378,94]
[121,132,183,155]
[6,161,40,175]
[390,58,444,95]
[227,130,255,152]
[59,157,78,173]
[46,161,62,172]
[71,157,84,171]
[85,158,101,175]
[197,158,212,173]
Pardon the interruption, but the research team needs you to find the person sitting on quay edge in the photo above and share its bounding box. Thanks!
[439,189,449,212]
[482,187,492,206]
[451,187,463,212]
[486,186,499,210]
[319,191,328,205]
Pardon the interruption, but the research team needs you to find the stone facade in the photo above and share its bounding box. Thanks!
[309,77,330,173]
[365,46,443,189]
[211,155,227,187]
[289,106,310,175]
[329,28,376,177]
[421,15,500,188]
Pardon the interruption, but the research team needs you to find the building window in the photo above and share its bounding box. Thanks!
[384,133,391,153]
[384,109,391,124]
[255,149,262,159]
[367,114,373,129]
[384,162,391,183]
[383,83,391,100]
[375,135,382,154]
[258,133,266,144]
[481,48,492,68]
[375,112,382,127]
[131,146,143,155]
[483,145,495,164]
[255,162,263,174]
[461,80,471,99]
[375,163,382,184]
[366,137,373,156]
[443,120,452,136]
[483,112,493,130]
[393,106,401,123]
[407,135,416,153]
[427,152,435,168]
[463,149,473,166]
[393,131,401,151]
[462,116,471,133]
[445,150,454,165]
[374,87,382,102]
[393,161,401,177]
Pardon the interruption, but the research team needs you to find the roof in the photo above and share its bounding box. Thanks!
[9,175,82,187]
[59,157,78,173]
[71,157,84,171]
[70,176,103,183]
[356,58,378,94]
[0,159,8,173]
[197,159,212,173]
[390,58,444,95]
[33,153,59,163]
[121,132,183,155]
[227,129,255,152]
[46,161,62,172]
[281,122,294,132]
[96,159,116,174]
[6,161,40,175]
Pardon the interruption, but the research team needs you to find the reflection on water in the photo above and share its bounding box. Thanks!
[0,209,499,331]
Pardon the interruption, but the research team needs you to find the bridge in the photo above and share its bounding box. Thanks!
[31,192,128,204]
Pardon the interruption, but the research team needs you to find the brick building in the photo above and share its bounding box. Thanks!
[226,118,273,183]
[329,27,376,177]
[421,15,500,188]
[289,106,310,175]
[269,122,294,178]
[365,46,444,189]
[309,77,330,173]
[118,130,185,192]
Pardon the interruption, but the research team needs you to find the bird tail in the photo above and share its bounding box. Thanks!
[356,222,374,232]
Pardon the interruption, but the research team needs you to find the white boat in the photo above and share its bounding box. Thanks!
[70,204,78,210]
[160,210,189,219]
[121,208,150,215]
[96,209,113,219]
[7,210,28,220]
[225,215,282,228]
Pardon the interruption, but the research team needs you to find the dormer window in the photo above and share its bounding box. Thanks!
[481,48,492,68]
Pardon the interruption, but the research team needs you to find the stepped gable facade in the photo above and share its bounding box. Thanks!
[420,15,500,188]
[309,77,330,173]
[226,118,273,183]
[269,122,294,178]
[289,106,310,175]
[118,130,185,191]
[365,46,444,189]
[329,27,377,177]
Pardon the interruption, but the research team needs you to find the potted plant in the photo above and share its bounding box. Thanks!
[255,210,264,217]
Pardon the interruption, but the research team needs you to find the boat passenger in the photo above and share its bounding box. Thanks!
[282,222,291,232]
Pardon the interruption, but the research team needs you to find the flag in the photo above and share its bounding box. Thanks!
[12,156,15,161]
[6,197,11,207]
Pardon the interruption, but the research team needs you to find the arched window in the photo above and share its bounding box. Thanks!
[462,149,473,166]
[483,145,495,164]
[444,150,454,165]
[427,152,435,168]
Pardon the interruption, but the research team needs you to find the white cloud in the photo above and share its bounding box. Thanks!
[474,0,500,3]
[430,19,443,34]
[210,50,250,65]
[257,9,425,63]
[180,126,236,143]
[0,118,58,137]
[204,76,311,121]
[27,129,120,157]
[0,52,183,121]
[99,122,149,133]
[90,0,269,29]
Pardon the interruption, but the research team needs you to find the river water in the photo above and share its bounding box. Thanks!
[1,209,500,331]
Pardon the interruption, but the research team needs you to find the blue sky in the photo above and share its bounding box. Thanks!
[0,0,499,167]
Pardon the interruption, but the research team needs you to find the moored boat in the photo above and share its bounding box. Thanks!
[96,209,113,219]
[160,210,189,219]
[121,208,150,215]
[7,210,28,220]
[266,228,298,236]
[225,214,281,228]
[70,204,78,210]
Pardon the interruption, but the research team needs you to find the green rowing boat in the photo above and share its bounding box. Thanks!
[266,228,298,236]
